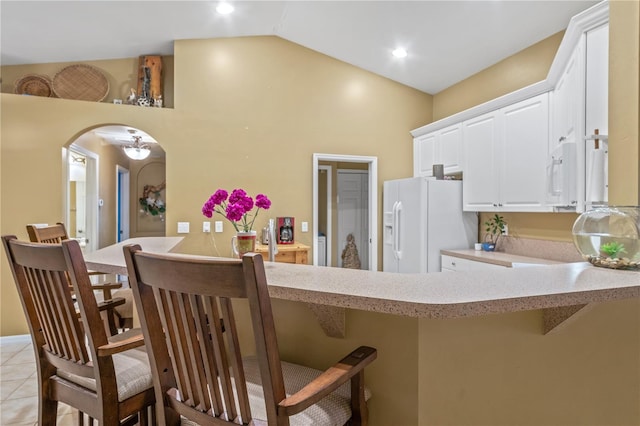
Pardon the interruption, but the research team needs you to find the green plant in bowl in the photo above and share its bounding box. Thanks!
[484,214,507,246]
[600,241,626,258]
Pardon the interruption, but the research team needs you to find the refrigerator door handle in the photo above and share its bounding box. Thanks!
[395,201,403,260]
[390,201,398,260]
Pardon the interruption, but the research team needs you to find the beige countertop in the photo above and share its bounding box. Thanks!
[441,249,562,268]
[84,236,185,274]
[263,261,639,319]
[83,237,639,320]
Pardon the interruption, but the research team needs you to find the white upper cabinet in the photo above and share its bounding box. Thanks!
[583,23,609,207]
[410,1,608,213]
[550,42,583,152]
[501,93,550,210]
[413,123,462,177]
[463,93,550,212]
[461,112,499,210]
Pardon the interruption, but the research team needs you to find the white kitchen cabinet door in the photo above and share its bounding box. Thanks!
[414,133,437,176]
[500,93,549,210]
[463,93,550,212]
[439,124,462,174]
[551,42,583,153]
[413,124,462,177]
[462,111,500,211]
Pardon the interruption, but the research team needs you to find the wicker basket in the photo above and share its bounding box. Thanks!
[14,74,53,97]
[52,64,109,102]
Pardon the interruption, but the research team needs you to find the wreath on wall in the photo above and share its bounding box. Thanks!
[139,181,166,216]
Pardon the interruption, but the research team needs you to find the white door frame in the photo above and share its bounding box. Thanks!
[64,144,100,252]
[312,153,378,271]
[318,165,332,266]
[116,165,130,242]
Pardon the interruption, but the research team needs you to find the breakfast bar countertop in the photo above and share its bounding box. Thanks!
[83,237,639,320]
[262,261,639,320]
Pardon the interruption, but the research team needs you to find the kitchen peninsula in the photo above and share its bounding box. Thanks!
[84,238,640,425]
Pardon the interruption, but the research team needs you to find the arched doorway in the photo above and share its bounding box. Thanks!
[63,125,166,250]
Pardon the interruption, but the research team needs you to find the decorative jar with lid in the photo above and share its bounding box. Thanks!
[572,206,640,270]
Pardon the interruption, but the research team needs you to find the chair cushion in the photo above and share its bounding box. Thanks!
[112,288,134,318]
[56,328,153,402]
[180,356,372,426]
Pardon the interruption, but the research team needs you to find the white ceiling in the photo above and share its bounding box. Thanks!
[1,0,599,95]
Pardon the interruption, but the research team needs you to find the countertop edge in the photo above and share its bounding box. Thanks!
[441,249,562,267]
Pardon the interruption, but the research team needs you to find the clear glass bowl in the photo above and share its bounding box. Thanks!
[572,206,640,270]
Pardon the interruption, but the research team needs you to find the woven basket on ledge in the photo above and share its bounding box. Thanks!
[14,74,53,97]
[52,64,109,102]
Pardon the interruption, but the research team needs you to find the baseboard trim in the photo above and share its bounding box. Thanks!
[0,334,30,345]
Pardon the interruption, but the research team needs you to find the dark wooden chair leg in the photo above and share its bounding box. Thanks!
[350,370,368,426]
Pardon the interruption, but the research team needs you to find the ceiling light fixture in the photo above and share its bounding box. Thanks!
[216,2,234,15]
[392,48,408,58]
[123,135,151,160]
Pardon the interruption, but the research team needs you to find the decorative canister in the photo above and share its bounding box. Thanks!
[571,206,640,270]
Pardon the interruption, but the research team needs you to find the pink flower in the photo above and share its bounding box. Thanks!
[225,203,245,222]
[228,189,247,204]
[255,194,271,210]
[202,188,271,232]
[211,189,228,205]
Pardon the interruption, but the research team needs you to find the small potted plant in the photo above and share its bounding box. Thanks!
[482,214,507,251]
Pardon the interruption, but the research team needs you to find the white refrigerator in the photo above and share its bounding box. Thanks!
[383,177,477,273]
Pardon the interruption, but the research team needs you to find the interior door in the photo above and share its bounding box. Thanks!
[117,165,130,242]
[66,146,99,253]
[337,170,369,269]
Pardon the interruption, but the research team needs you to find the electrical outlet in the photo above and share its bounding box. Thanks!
[203,221,211,233]
[215,221,223,233]
[301,221,309,232]
[503,224,509,236]
[177,222,190,233]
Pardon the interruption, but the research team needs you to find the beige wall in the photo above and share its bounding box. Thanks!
[433,31,564,121]
[1,36,431,335]
[609,0,640,205]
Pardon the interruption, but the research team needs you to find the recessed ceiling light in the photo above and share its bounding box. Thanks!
[216,2,234,15]
[392,48,408,58]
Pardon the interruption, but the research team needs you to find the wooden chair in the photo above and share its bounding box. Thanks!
[2,235,156,426]
[26,222,134,332]
[123,247,377,426]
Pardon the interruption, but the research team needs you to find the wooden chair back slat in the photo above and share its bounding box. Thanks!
[124,247,270,425]
[152,285,243,421]
[222,296,253,420]
[26,223,69,244]
[10,241,90,364]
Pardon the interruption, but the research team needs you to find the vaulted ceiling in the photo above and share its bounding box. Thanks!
[1,1,599,95]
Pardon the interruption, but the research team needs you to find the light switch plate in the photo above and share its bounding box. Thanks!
[215,221,223,233]
[301,221,309,232]
[203,221,211,233]
[177,222,190,233]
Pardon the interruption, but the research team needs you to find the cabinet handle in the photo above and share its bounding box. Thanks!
[451,262,456,266]
[493,203,498,207]
[498,203,503,207]
[559,136,566,142]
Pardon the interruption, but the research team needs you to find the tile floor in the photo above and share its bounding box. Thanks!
[0,335,80,425]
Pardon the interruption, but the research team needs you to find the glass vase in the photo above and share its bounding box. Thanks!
[572,206,640,270]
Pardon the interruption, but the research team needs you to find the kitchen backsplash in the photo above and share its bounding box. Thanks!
[498,236,583,263]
